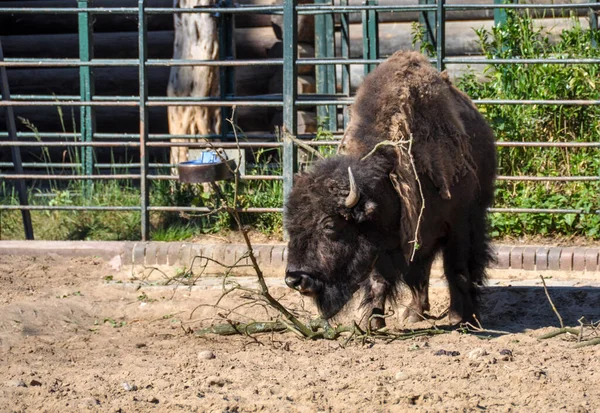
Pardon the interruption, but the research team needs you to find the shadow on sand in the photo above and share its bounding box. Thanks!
[479,286,600,333]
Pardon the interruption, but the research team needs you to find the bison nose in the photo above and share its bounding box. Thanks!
[285,272,303,289]
[285,271,316,295]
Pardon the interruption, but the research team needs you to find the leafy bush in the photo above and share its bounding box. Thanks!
[456,10,600,238]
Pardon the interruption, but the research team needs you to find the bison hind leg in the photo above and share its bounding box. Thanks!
[442,210,491,326]
[400,254,435,324]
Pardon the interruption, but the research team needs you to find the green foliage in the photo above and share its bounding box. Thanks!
[455,10,600,239]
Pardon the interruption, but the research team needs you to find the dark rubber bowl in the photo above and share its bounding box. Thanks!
[177,158,237,183]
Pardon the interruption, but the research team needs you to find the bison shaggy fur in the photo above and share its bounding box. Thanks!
[284,51,497,328]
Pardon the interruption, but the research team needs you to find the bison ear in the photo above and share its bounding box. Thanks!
[350,199,378,223]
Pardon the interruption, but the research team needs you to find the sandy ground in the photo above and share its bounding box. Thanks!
[0,255,599,413]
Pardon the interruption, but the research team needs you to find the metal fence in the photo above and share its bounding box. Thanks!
[1,0,599,240]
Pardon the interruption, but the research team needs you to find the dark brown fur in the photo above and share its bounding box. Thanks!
[285,51,496,327]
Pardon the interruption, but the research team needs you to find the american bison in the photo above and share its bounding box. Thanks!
[284,51,496,328]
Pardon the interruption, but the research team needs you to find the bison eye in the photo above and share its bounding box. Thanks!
[320,217,336,232]
[323,220,335,231]
[320,216,346,236]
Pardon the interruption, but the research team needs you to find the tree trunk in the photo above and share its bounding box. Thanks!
[167,0,220,169]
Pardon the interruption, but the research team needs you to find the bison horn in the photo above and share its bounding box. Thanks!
[345,167,360,208]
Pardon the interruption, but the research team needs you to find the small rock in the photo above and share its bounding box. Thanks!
[198,350,216,360]
[5,379,27,388]
[434,349,460,357]
[394,371,409,381]
[467,348,488,360]
[135,343,147,349]
[29,379,42,387]
[147,396,159,404]
[122,382,138,392]
[206,376,226,387]
[499,349,513,361]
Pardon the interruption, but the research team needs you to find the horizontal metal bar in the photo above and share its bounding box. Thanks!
[5,97,598,107]
[446,57,600,65]
[0,59,138,68]
[489,208,600,214]
[0,131,278,141]
[4,56,600,69]
[0,100,138,107]
[147,206,283,213]
[1,139,597,149]
[445,3,600,10]
[0,4,440,15]
[297,4,437,13]
[147,174,283,181]
[0,205,141,211]
[475,99,600,105]
[147,142,282,148]
[0,161,281,171]
[497,176,600,181]
[0,174,139,180]
[1,205,596,215]
[0,6,285,15]
[0,141,140,147]
[11,94,284,103]
[0,3,596,15]
[148,59,283,67]
[146,100,283,107]
[496,142,600,148]
[0,99,285,107]
[3,172,592,182]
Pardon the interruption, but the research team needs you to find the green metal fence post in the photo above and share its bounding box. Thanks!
[418,0,437,55]
[315,0,337,131]
[362,0,379,75]
[78,0,95,196]
[435,0,445,71]
[494,0,511,27]
[219,0,236,140]
[590,0,598,48]
[282,0,298,214]
[138,0,150,240]
[340,0,351,128]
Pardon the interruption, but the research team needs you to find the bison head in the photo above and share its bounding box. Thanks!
[284,155,402,319]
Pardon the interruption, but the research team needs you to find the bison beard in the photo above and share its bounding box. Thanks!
[284,51,497,328]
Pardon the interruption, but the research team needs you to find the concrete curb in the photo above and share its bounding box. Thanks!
[1,241,599,277]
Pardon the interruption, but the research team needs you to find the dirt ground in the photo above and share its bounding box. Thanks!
[1,255,599,413]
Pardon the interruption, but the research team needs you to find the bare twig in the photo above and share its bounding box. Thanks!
[540,275,564,329]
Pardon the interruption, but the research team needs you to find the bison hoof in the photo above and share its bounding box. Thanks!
[370,317,386,331]
[448,311,479,326]
[448,311,464,326]
[401,308,425,324]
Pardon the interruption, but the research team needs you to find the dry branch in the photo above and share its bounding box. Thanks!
[538,275,599,347]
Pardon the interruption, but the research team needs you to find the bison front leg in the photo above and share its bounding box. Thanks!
[361,254,398,331]
[400,254,435,323]
[363,274,389,331]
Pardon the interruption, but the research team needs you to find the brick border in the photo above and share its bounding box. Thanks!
[0,241,599,276]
